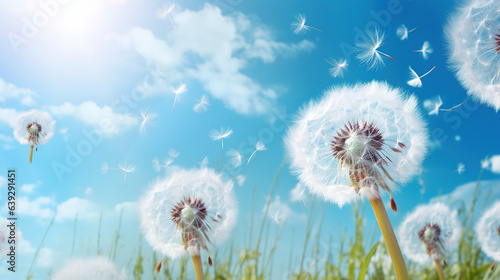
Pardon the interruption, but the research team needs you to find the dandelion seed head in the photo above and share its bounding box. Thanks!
[398,203,460,264]
[51,257,127,280]
[476,201,500,261]
[285,81,428,207]
[140,168,237,261]
[446,0,500,111]
[13,110,55,147]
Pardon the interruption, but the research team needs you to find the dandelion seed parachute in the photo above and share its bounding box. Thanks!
[446,0,500,111]
[423,96,443,115]
[476,201,500,261]
[13,109,55,163]
[227,149,243,168]
[51,257,127,280]
[356,29,396,70]
[285,81,428,207]
[414,41,433,60]
[396,24,417,40]
[140,168,237,262]
[398,203,461,264]
[325,58,348,78]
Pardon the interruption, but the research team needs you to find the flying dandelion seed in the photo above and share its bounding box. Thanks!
[456,162,465,174]
[413,41,433,60]
[291,14,321,34]
[356,28,397,70]
[59,127,70,140]
[398,203,460,279]
[446,0,500,111]
[139,168,237,278]
[153,149,179,172]
[227,149,243,168]
[193,95,210,113]
[156,3,175,27]
[396,24,418,40]
[440,100,467,112]
[324,58,348,78]
[476,201,500,262]
[170,83,187,110]
[285,81,428,279]
[129,108,157,135]
[13,109,55,163]
[423,96,443,115]
[118,162,135,187]
[407,66,436,88]
[101,161,116,174]
[247,141,266,165]
[209,127,233,153]
[51,257,127,280]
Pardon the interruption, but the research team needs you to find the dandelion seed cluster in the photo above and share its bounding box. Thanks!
[285,81,428,207]
[51,257,127,280]
[398,203,461,264]
[476,201,500,261]
[13,109,55,148]
[446,0,500,111]
[140,168,237,262]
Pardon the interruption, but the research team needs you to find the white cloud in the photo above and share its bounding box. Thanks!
[17,196,56,219]
[48,101,137,137]
[0,107,19,127]
[55,197,100,222]
[114,3,314,115]
[266,196,305,224]
[17,231,54,268]
[0,133,15,150]
[20,183,38,194]
[430,179,500,220]
[0,78,36,106]
[488,154,500,174]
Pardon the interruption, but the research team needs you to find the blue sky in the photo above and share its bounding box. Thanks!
[1,0,500,279]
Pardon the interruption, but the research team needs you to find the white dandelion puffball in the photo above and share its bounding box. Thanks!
[13,109,55,147]
[398,203,461,264]
[476,201,500,261]
[51,257,127,280]
[446,0,500,111]
[140,168,237,262]
[285,81,428,207]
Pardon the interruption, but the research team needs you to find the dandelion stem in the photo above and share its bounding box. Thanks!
[419,66,436,78]
[369,197,408,280]
[247,150,257,165]
[191,255,205,280]
[435,259,445,280]
[29,144,33,163]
